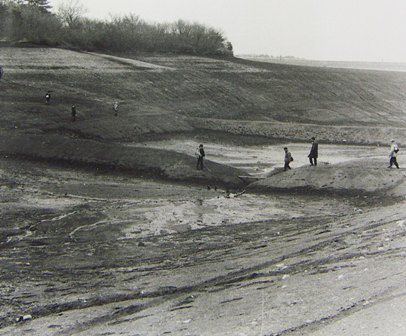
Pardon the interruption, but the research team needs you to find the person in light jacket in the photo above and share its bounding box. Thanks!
[45,91,51,104]
[388,139,400,168]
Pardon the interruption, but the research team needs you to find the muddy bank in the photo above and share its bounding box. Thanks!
[0,156,361,327]
[1,152,406,335]
[1,140,406,335]
[0,132,246,189]
[248,159,406,197]
[133,138,406,197]
[132,138,390,173]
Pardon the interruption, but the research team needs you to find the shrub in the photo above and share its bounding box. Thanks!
[0,0,232,55]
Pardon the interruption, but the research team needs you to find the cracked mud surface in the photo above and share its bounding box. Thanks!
[1,142,406,335]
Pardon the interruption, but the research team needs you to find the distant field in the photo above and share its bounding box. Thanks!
[238,55,406,73]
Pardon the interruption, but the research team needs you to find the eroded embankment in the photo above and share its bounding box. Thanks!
[248,158,406,198]
[0,132,246,189]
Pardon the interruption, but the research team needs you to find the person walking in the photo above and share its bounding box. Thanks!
[308,136,318,166]
[388,139,400,168]
[284,147,293,171]
[71,105,77,122]
[113,101,119,116]
[45,91,51,104]
[196,144,205,170]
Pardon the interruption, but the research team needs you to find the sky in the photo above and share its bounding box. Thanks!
[49,0,406,62]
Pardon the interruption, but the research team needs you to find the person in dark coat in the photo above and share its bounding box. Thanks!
[196,144,205,170]
[71,105,77,122]
[284,147,293,171]
[308,137,318,166]
[0,66,3,80]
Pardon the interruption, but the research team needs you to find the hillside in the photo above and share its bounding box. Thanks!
[1,47,406,179]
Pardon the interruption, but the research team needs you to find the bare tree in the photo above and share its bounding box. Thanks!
[57,0,86,28]
[24,0,52,13]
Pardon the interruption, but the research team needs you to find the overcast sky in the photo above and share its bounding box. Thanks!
[49,0,406,62]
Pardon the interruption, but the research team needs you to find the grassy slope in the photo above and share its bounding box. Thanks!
[2,48,406,139]
[1,47,406,184]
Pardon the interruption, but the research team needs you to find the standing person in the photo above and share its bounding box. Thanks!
[284,147,293,171]
[308,136,318,166]
[388,139,400,168]
[113,101,119,116]
[0,66,3,80]
[196,144,205,170]
[71,105,77,122]
[45,91,51,104]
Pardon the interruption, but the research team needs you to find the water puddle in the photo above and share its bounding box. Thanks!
[119,193,302,238]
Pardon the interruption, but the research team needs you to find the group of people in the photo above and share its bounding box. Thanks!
[284,137,400,171]
[44,91,119,122]
[195,136,400,173]
[283,137,318,171]
[194,138,319,172]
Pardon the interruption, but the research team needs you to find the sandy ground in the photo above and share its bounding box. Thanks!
[1,142,406,336]
[132,140,389,175]
[304,293,406,336]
